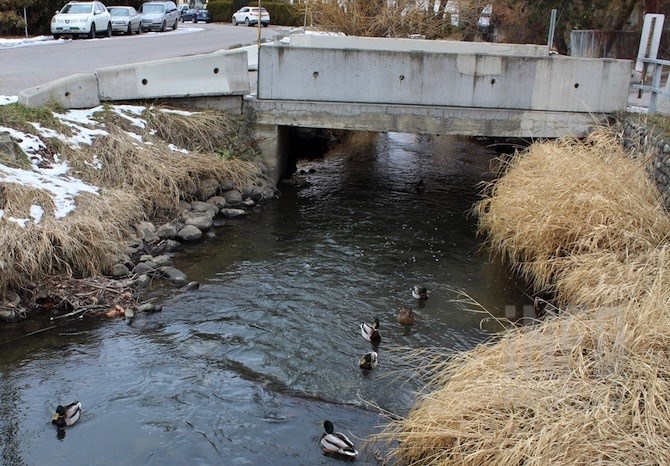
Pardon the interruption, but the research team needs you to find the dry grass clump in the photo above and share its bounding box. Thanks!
[306,0,457,39]
[475,129,670,307]
[62,125,265,217]
[377,128,670,464]
[143,107,259,159]
[0,190,141,293]
[379,276,670,465]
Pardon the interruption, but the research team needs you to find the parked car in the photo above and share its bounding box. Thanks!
[232,6,270,27]
[51,1,112,39]
[180,8,212,23]
[108,6,141,34]
[139,1,179,32]
[177,4,189,17]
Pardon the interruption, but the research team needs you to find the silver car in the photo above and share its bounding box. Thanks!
[139,1,179,32]
[108,6,141,34]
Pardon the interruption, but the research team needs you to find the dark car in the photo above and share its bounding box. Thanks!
[180,8,211,23]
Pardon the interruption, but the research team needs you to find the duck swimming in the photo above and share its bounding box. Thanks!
[412,286,429,301]
[397,307,415,325]
[360,317,381,344]
[320,420,358,460]
[359,351,378,370]
[52,401,81,428]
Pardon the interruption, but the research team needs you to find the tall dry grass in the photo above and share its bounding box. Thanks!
[0,190,141,293]
[305,0,458,39]
[377,129,670,464]
[62,125,264,216]
[475,129,670,307]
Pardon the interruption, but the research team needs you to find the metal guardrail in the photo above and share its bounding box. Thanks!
[632,57,670,114]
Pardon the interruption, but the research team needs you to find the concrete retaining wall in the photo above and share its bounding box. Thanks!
[287,34,550,57]
[18,49,250,109]
[18,73,101,109]
[98,49,249,101]
[258,44,632,113]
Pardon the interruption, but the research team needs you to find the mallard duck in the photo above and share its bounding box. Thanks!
[397,307,415,325]
[320,420,358,460]
[360,317,381,344]
[412,286,429,301]
[359,351,378,370]
[52,401,81,428]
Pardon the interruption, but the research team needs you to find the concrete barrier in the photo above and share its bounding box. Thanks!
[18,73,100,109]
[97,49,250,101]
[287,33,551,57]
[258,43,632,113]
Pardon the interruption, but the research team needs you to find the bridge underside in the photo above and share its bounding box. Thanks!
[248,98,609,139]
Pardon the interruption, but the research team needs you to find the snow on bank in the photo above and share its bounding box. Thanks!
[0,102,183,226]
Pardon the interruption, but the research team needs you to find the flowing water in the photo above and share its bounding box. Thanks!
[0,133,529,465]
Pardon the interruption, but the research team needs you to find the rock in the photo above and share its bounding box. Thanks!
[132,262,155,275]
[144,260,158,269]
[180,281,200,292]
[191,200,216,212]
[160,266,188,285]
[177,225,202,241]
[242,198,255,207]
[212,218,227,227]
[134,274,151,288]
[207,196,227,210]
[0,131,20,166]
[222,189,243,206]
[112,253,132,267]
[185,215,213,231]
[138,302,162,313]
[186,207,217,219]
[261,187,277,199]
[164,239,182,252]
[220,179,234,191]
[135,221,156,239]
[196,177,220,200]
[153,255,173,266]
[146,242,166,256]
[126,244,141,256]
[3,291,20,307]
[111,263,130,278]
[139,254,154,262]
[220,208,247,219]
[0,307,27,323]
[179,200,192,211]
[156,223,178,240]
[244,185,265,202]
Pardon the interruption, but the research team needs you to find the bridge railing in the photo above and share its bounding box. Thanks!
[632,57,670,114]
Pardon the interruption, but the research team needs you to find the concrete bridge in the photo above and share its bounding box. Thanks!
[17,33,634,181]
[251,34,631,138]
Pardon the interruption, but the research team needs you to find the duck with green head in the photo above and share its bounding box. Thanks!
[360,317,381,344]
[52,401,81,428]
[320,420,358,460]
[412,286,429,301]
[359,351,378,370]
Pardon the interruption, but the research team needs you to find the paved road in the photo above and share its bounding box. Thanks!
[0,23,282,96]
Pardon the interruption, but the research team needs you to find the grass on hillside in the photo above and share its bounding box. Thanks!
[0,104,266,293]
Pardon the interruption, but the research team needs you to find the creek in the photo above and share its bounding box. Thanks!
[0,132,529,465]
